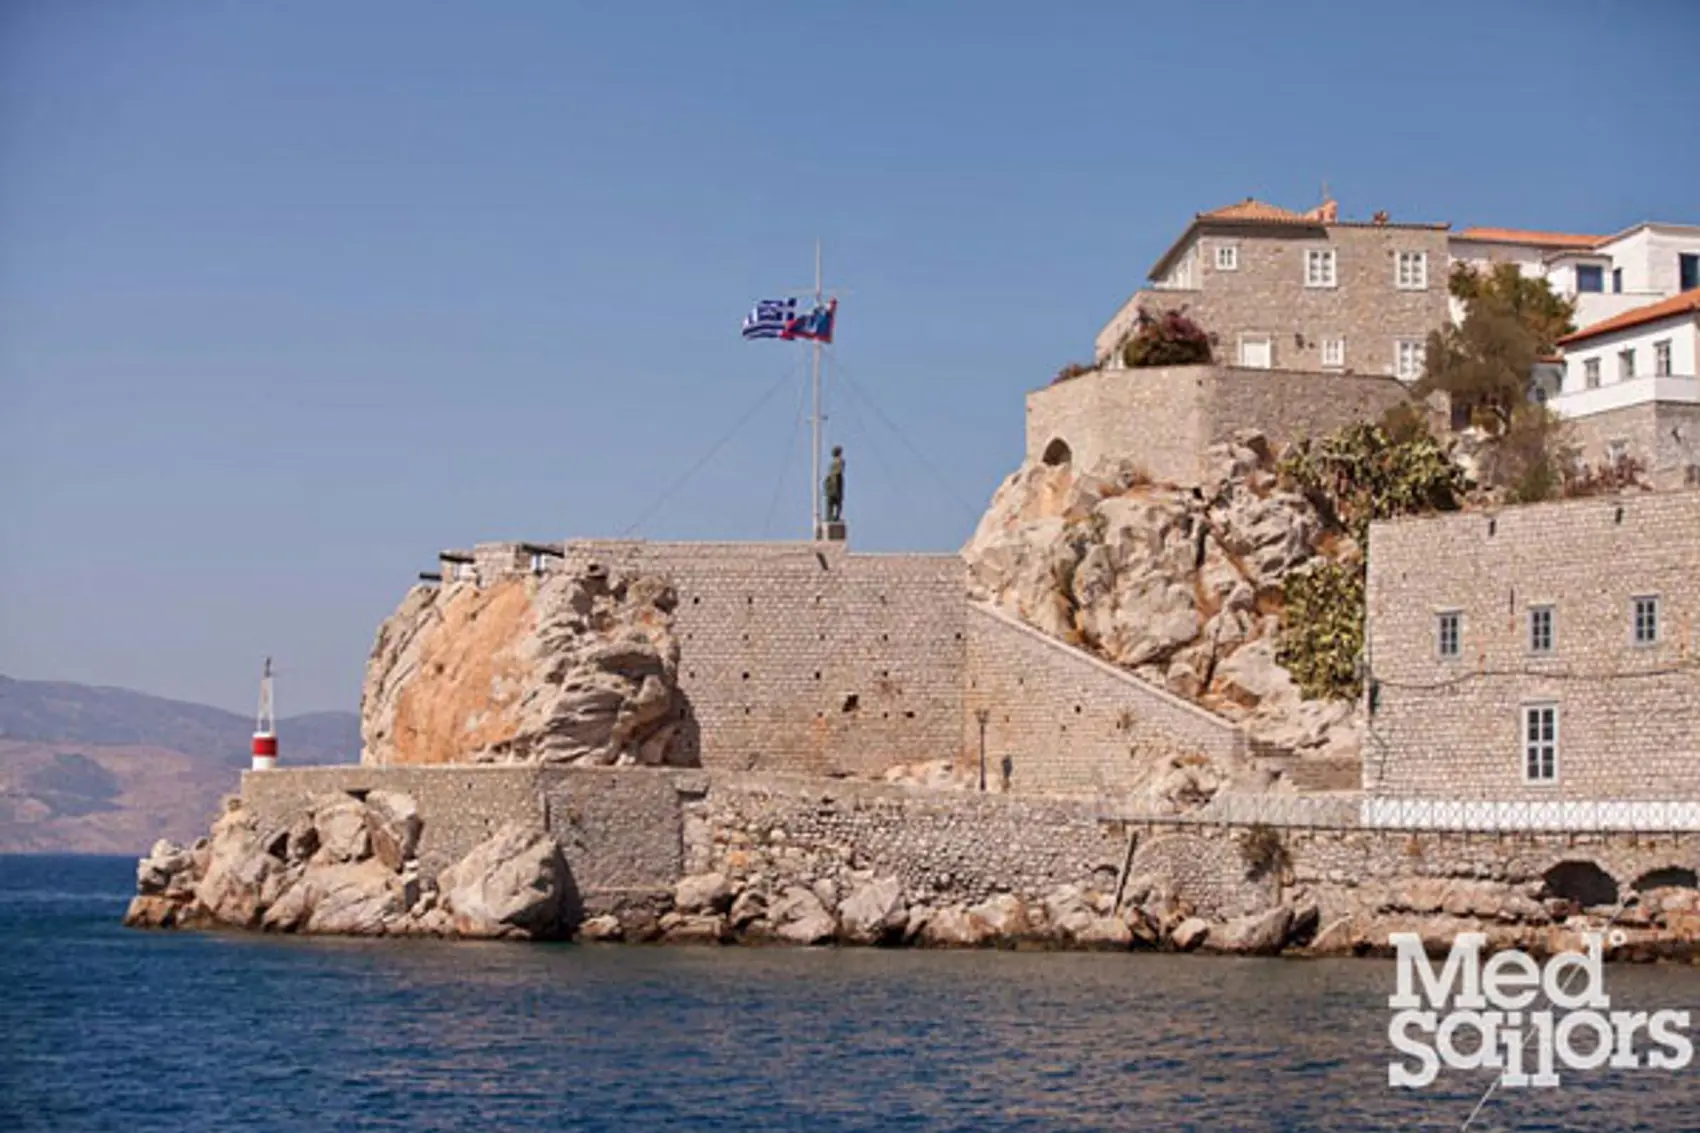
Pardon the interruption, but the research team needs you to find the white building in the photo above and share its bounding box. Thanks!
[1549,289,1700,488]
[1448,224,1700,329]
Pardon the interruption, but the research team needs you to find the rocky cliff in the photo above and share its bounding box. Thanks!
[361,564,690,768]
[962,431,1362,772]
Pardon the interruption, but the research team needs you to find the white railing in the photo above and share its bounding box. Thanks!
[1361,797,1700,832]
[1548,374,1699,417]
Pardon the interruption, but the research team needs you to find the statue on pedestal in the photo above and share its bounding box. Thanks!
[824,446,845,524]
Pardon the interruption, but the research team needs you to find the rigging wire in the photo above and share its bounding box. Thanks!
[761,362,812,538]
[830,360,982,524]
[619,367,797,538]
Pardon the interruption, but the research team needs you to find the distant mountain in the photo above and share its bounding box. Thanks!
[0,675,359,854]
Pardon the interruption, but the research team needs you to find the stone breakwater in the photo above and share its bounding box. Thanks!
[125,766,1700,961]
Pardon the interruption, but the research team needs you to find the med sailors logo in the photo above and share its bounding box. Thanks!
[1387,931,1693,1089]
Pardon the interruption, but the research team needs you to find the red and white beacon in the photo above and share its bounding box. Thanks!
[251,657,278,772]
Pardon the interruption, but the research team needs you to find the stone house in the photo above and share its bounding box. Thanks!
[1095,197,1452,382]
[1362,492,1700,829]
[1548,289,1700,489]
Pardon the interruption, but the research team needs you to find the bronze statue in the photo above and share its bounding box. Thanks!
[824,445,845,523]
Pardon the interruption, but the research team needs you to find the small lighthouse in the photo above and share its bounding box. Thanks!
[251,657,278,771]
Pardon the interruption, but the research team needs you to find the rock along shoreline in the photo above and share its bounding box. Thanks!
[126,789,1700,963]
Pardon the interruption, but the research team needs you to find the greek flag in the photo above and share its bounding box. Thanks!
[742,298,797,339]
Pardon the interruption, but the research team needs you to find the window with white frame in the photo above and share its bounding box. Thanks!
[1633,595,1659,646]
[1619,348,1636,380]
[1321,337,1345,369]
[1239,334,1273,369]
[1437,611,1461,659]
[1305,248,1337,288]
[1529,605,1554,654]
[1523,704,1557,782]
[1655,340,1673,376]
[1395,339,1426,380]
[1215,244,1238,271]
[1584,358,1601,389]
[1396,251,1428,290]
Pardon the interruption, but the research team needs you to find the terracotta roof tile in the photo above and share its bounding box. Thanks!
[1455,227,1607,249]
[1557,288,1700,345]
[1199,198,1306,222]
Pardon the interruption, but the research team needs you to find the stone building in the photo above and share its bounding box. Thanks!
[1363,492,1700,829]
[1095,197,1452,381]
[1550,288,1700,490]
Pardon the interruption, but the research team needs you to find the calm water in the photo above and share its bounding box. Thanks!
[4,857,1700,1131]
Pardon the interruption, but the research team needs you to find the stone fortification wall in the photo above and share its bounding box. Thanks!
[238,764,1700,952]
[963,602,1245,797]
[555,540,968,780]
[1026,365,1413,483]
[1366,492,1700,805]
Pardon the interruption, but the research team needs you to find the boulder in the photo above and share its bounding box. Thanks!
[1171,917,1210,952]
[673,872,732,915]
[661,914,730,944]
[315,799,372,864]
[363,791,422,871]
[1074,915,1135,949]
[728,889,767,931]
[921,905,995,948]
[135,839,194,897]
[838,877,907,945]
[303,860,405,935]
[768,887,836,946]
[438,822,572,939]
[579,914,623,942]
[968,894,1029,941]
[1207,907,1293,956]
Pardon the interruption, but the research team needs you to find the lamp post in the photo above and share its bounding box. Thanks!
[975,708,990,792]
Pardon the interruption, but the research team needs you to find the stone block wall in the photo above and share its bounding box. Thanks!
[1565,401,1700,490]
[558,540,969,779]
[1026,364,1413,484]
[1366,492,1700,804]
[963,603,1245,797]
[1096,222,1452,376]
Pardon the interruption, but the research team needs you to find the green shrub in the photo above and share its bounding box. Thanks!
[1120,307,1213,368]
[1276,559,1365,699]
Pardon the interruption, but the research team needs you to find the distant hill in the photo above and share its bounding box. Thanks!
[0,675,359,854]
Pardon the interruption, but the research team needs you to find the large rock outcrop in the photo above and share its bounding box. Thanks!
[361,563,691,768]
[124,793,576,940]
[962,432,1363,775]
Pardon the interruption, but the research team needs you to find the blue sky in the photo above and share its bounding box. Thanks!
[3,0,1697,716]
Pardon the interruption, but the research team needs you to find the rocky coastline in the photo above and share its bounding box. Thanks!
[126,788,1700,963]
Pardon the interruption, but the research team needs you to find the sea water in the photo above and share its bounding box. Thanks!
[4,855,1699,1131]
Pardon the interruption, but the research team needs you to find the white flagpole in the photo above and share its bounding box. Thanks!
[810,238,823,539]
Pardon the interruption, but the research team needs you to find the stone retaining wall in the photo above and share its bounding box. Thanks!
[241,765,1700,937]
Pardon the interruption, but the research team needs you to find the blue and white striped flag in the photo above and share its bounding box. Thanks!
[742,297,798,339]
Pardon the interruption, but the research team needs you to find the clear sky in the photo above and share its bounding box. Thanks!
[3,1,1697,716]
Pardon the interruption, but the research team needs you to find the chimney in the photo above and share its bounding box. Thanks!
[1303,198,1339,224]
[1373,209,1390,225]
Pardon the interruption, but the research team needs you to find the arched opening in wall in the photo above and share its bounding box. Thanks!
[1541,861,1619,909]
[1041,438,1073,467]
[1632,867,1699,893]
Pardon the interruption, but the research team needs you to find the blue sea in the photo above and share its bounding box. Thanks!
[4,855,1700,1131]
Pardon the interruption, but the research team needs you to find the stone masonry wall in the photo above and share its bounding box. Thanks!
[1026,364,1414,484]
[1565,401,1700,490]
[1366,492,1700,802]
[963,602,1245,797]
[558,540,968,779]
[1026,364,1208,483]
[239,765,1700,944]
[1096,222,1452,376]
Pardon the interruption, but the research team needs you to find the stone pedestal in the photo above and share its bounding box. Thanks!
[816,521,847,543]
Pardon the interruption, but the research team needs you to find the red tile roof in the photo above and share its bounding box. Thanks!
[1199,198,1306,222]
[1455,227,1607,250]
[1557,288,1700,345]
